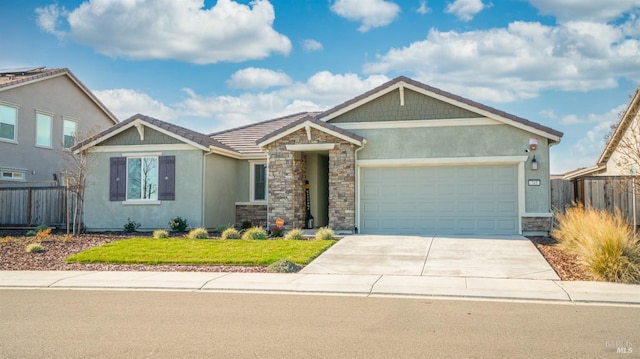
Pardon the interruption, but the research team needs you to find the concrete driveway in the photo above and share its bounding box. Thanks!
[301,235,559,280]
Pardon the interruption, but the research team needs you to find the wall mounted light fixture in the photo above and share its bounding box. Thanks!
[531,155,538,170]
[529,138,539,151]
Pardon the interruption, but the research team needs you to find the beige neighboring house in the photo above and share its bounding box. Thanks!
[564,88,640,195]
[0,67,118,187]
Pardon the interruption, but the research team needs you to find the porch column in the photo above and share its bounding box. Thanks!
[328,143,357,232]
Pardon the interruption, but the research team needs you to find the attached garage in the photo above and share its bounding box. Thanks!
[359,164,520,235]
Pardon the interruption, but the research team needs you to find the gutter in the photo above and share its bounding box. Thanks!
[353,139,367,233]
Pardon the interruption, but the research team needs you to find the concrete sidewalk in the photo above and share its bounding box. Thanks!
[1,270,639,305]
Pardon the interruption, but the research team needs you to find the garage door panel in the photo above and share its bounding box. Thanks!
[361,165,518,235]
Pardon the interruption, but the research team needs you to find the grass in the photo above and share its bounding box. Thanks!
[66,238,336,266]
[552,205,640,284]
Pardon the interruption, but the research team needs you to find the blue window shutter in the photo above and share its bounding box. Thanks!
[158,155,175,200]
[109,157,126,201]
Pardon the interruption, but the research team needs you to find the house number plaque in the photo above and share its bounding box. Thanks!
[528,179,541,186]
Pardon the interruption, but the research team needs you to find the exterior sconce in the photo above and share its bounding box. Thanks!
[529,138,539,151]
[531,155,538,170]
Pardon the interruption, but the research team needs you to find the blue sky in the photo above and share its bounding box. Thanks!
[2,0,640,174]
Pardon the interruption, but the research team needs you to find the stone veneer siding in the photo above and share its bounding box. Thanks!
[235,204,267,228]
[522,216,551,233]
[263,127,357,232]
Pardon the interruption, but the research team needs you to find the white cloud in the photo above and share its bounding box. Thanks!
[445,0,487,21]
[93,89,176,121]
[529,0,640,23]
[364,19,640,102]
[417,0,431,15]
[94,72,389,134]
[226,68,292,90]
[35,4,68,37]
[331,0,401,32]
[303,39,324,52]
[35,0,291,64]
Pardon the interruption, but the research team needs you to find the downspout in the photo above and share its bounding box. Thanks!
[354,139,367,233]
[202,150,216,228]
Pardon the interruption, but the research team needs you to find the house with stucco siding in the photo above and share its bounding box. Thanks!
[74,76,562,235]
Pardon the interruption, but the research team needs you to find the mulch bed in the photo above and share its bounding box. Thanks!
[0,232,267,273]
[528,236,592,281]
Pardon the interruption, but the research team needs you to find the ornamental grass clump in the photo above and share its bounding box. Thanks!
[187,228,209,239]
[315,227,336,240]
[267,259,302,273]
[552,205,640,284]
[153,229,169,239]
[242,227,268,240]
[221,227,241,240]
[285,228,304,240]
[26,243,45,253]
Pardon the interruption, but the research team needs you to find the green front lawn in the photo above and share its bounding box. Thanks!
[66,238,336,266]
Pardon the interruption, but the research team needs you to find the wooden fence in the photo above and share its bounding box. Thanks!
[551,177,640,225]
[0,187,75,228]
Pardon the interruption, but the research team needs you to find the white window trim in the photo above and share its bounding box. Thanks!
[35,111,54,149]
[125,155,160,202]
[0,101,19,143]
[0,167,26,182]
[249,160,267,203]
[62,117,78,149]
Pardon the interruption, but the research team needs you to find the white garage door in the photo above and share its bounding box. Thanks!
[360,165,519,235]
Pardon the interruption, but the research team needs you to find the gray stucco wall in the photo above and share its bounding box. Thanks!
[329,88,478,123]
[235,161,250,203]
[204,154,237,228]
[0,75,116,185]
[83,149,204,231]
[351,124,551,214]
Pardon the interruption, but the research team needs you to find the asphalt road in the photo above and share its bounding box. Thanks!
[1,290,638,358]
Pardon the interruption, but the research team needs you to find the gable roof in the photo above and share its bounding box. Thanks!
[211,112,318,154]
[0,67,119,125]
[73,114,234,153]
[318,76,563,143]
[256,114,364,148]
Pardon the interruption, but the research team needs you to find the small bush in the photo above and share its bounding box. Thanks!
[270,226,284,238]
[25,230,36,237]
[153,229,170,239]
[188,227,209,239]
[221,227,241,240]
[35,228,52,242]
[267,259,302,273]
[123,218,141,233]
[315,227,336,240]
[35,224,49,232]
[215,224,230,233]
[242,227,268,240]
[285,228,304,240]
[552,205,640,284]
[169,216,189,232]
[25,243,45,253]
[241,221,252,230]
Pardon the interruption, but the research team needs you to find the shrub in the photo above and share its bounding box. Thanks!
[188,227,209,239]
[25,230,36,237]
[267,259,302,273]
[241,221,252,230]
[169,216,189,232]
[221,227,241,240]
[315,227,336,240]
[270,226,284,238]
[285,228,304,240]
[242,227,268,240]
[552,205,640,284]
[123,218,141,233]
[215,224,230,233]
[25,243,45,253]
[153,229,170,239]
[35,228,52,242]
[35,224,49,232]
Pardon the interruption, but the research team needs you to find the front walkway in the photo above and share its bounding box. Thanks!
[301,235,559,280]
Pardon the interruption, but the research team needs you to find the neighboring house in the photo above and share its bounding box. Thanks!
[563,87,640,201]
[0,67,118,187]
[74,76,562,235]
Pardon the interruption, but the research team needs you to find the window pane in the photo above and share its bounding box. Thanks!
[0,105,16,140]
[254,163,266,201]
[36,113,52,147]
[63,120,76,148]
[127,158,142,200]
[141,157,158,200]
